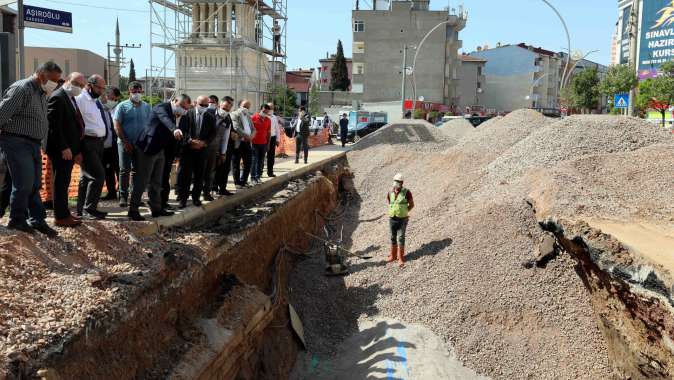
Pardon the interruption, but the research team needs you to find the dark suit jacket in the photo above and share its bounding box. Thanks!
[136,102,177,155]
[288,114,311,138]
[179,108,217,150]
[46,87,83,156]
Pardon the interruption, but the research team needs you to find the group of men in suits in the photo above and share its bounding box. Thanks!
[0,60,311,235]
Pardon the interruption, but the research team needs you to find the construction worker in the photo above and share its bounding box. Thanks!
[387,173,414,267]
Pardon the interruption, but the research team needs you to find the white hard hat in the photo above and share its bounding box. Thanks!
[394,173,404,182]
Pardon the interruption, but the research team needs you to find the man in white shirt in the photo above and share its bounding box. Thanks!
[230,99,255,188]
[75,74,109,220]
[266,103,282,177]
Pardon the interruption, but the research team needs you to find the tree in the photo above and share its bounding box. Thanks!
[568,67,600,113]
[599,64,638,100]
[118,75,129,92]
[269,86,298,117]
[128,59,137,83]
[637,61,674,127]
[330,40,351,91]
[309,81,320,115]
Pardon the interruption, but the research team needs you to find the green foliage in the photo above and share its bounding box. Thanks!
[118,91,161,106]
[568,67,600,111]
[309,81,320,115]
[413,109,425,119]
[269,86,298,117]
[118,76,129,92]
[599,64,638,100]
[636,61,674,126]
[128,59,137,83]
[330,40,351,91]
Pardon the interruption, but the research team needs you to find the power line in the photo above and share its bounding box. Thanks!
[33,0,148,13]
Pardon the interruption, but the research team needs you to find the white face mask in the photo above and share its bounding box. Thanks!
[393,181,402,190]
[173,104,186,116]
[41,80,58,95]
[105,100,118,110]
[197,105,207,114]
[130,93,142,103]
[217,108,228,117]
[208,103,217,110]
[64,83,82,97]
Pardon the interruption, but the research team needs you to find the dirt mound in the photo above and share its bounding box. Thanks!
[439,117,475,141]
[352,119,455,152]
[290,110,674,379]
[488,115,672,183]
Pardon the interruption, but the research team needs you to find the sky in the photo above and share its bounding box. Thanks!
[21,0,616,77]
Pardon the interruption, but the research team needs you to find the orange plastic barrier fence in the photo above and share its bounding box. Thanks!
[275,127,330,157]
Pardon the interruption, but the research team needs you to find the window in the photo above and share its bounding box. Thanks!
[354,20,364,32]
[477,66,482,76]
[64,60,70,75]
[354,63,365,75]
[354,41,365,54]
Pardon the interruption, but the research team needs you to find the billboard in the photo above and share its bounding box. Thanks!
[23,5,72,33]
[639,0,674,79]
[620,5,632,65]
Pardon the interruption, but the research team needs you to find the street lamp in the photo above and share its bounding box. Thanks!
[563,49,600,88]
[409,20,452,112]
[539,0,571,93]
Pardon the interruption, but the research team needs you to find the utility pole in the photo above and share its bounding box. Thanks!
[628,0,640,117]
[17,0,24,78]
[401,45,407,119]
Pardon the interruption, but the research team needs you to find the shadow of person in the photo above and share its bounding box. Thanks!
[405,238,453,262]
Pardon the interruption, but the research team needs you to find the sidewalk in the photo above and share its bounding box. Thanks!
[87,143,351,228]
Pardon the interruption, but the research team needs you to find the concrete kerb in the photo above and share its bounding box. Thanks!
[133,152,348,238]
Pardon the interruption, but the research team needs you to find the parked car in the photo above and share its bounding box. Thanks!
[346,121,388,142]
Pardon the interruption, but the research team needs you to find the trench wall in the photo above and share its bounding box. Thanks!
[11,160,348,380]
[543,219,674,380]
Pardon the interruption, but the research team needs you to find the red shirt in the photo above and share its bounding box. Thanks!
[251,112,271,145]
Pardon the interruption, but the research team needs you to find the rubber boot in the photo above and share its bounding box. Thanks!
[387,245,398,263]
[398,246,405,267]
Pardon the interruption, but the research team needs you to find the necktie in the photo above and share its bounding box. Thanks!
[72,96,85,139]
[196,112,202,137]
[95,100,109,140]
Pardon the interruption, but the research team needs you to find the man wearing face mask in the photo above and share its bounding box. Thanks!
[214,96,235,196]
[46,72,87,228]
[230,99,256,189]
[130,94,187,220]
[202,94,222,201]
[101,87,121,201]
[176,95,217,208]
[292,106,312,164]
[161,95,191,210]
[0,61,62,236]
[250,104,272,185]
[75,75,110,220]
[386,173,415,267]
[113,82,152,208]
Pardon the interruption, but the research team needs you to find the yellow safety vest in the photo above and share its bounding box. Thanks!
[388,188,409,218]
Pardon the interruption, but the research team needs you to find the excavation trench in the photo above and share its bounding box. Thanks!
[540,218,674,380]
[5,157,674,380]
[4,158,350,380]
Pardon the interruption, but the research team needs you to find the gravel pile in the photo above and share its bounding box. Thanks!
[290,110,674,379]
[353,120,455,152]
[487,115,673,183]
[0,222,170,364]
[439,117,475,141]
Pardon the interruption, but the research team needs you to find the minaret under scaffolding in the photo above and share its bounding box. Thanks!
[174,0,285,108]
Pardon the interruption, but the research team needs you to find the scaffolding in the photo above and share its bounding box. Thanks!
[149,0,287,106]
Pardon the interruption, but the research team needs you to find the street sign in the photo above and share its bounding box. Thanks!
[614,93,629,109]
[23,5,72,33]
